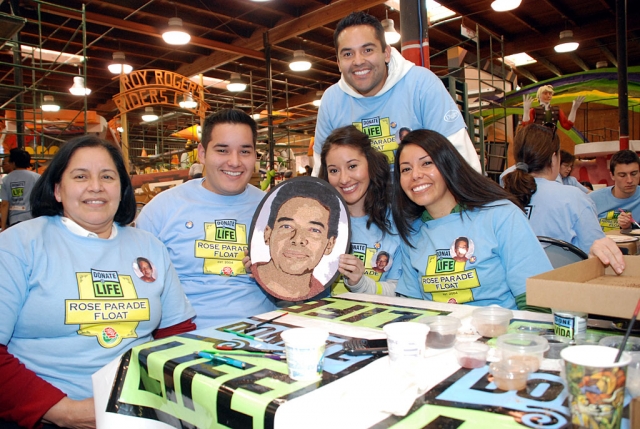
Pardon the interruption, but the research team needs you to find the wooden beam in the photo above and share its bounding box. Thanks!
[37,4,265,60]
[504,19,640,55]
[540,0,578,26]
[515,67,538,84]
[595,39,618,67]
[568,52,590,71]
[273,92,318,111]
[176,0,386,78]
[531,55,563,77]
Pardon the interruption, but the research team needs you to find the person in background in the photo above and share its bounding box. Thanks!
[589,149,640,231]
[392,129,553,311]
[581,181,594,191]
[0,135,195,428]
[522,85,584,130]
[188,162,204,179]
[137,109,276,329]
[1,155,14,174]
[503,124,605,255]
[320,125,401,296]
[0,148,40,231]
[559,150,590,193]
[312,11,480,176]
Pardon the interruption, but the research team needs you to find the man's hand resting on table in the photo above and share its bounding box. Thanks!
[42,397,96,429]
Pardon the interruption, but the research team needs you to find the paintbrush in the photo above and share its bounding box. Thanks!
[615,297,640,362]
[619,208,640,229]
[245,312,289,333]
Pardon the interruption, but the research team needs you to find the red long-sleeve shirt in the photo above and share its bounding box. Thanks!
[0,318,195,428]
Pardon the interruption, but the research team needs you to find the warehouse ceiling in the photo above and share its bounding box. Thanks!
[0,0,637,155]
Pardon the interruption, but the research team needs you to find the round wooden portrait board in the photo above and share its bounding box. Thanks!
[249,176,351,301]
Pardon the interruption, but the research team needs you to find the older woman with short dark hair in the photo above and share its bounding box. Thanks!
[0,135,195,428]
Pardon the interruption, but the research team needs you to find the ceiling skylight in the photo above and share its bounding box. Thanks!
[502,53,537,67]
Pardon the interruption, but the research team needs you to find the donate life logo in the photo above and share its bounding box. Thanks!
[65,269,150,348]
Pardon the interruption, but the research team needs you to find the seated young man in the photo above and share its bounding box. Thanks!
[589,150,640,231]
[137,109,276,329]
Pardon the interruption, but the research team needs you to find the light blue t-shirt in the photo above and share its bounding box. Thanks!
[589,186,640,231]
[397,201,552,309]
[562,175,590,194]
[526,178,604,253]
[315,66,468,166]
[0,169,40,225]
[137,180,277,329]
[0,216,195,399]
[331,214,402,296]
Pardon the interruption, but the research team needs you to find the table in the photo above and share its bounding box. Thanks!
[93,293,634,429]
[605,229,639,255]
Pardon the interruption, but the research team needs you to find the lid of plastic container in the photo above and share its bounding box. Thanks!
[497,333,550,353]
[419,315,461,331]
[599,335,640,353]
[472,306,514,322]
[489,360,530,379]
[454,341,490,353]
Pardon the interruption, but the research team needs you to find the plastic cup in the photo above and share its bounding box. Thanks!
[561,345,632,429]
[489,359,530,391]
[455,341,489,368]
[383,322,429,366]
[471,306,513,338]
[599,335,640,398]
[542,334,571,359]
[280,328,329,381]
[497,333,549,372]
[420,315,460,349]
[598,335,640,355]
[574,331,604,346]
[628,361,640,398]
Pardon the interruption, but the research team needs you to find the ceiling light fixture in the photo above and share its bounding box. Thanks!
[162,17,190,45]
[381,12,401,45]
[312,91,323,107]
[289,50,311,71]
[141,106,159,122]
[554,30,579,53]
[108,51,132,74]
[69,76,91,96]
[41,95,60,112]
[490,0,522,12]
[227,73,246,92]
[179,93,198,109]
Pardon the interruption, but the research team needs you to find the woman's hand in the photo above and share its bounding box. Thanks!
[42,396,96,429]
[242,249,254,278]
[338,254,365,285]
[589,237,625,274]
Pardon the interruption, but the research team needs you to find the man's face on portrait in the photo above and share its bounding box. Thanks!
[263,197,336,276]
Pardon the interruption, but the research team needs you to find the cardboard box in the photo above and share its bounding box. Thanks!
[526,256,640,318]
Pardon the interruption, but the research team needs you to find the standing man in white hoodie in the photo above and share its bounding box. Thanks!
[312,11,481,176]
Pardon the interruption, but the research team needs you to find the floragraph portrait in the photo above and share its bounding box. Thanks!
[249,177,350,301]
